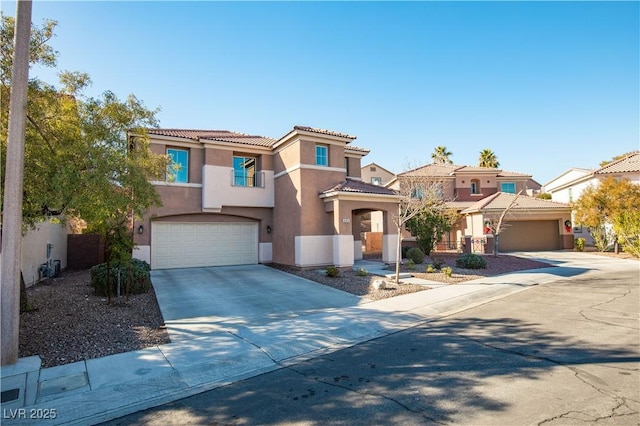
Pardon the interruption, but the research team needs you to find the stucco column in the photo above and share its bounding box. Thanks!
[381,210,398,263]
[332,200,354,267]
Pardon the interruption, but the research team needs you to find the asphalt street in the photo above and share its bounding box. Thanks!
[102,267,640,426]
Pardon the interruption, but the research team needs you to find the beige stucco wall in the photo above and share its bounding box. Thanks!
[20,219,68,286]
[361,164,395,185]
[202,165,274,210]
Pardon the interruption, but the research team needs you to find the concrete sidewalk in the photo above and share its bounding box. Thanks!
[2,252,637,425]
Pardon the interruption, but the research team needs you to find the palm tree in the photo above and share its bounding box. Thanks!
[478,149,500,168]
[431,146,453,164]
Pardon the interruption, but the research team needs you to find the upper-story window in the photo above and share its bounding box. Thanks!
[500,182,516,194]
[411,187,424,199]
[233,156,257,187]
[470,178,480,195]
[316,145,328,167]
[371,177,382,186]
[167,148,188,183]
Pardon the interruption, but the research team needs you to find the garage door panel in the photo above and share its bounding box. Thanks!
[151,222,258,270]
[499,220,559,251]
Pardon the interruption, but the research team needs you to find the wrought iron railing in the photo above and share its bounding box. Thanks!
[231,170,265,188]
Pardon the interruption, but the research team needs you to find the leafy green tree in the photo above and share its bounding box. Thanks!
[431,146,453,164]
[573,177,640,254]
[1,16,166,303]
[405,208,458,255]
[478,149,500,168]
[613,211,640,257]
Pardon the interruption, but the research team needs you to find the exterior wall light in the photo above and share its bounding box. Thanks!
[266,225,272,234]
[137,225,144,234]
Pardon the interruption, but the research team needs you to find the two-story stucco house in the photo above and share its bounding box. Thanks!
[131,126,401,270]
[390,163,573,252]
[543,151,640,245]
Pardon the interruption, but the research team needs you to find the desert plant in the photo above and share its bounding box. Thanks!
[90,260,151,297]
[430,256,445,270]
[357,267,368,277]
[442,266,453,278]
[325,266,340,278]
[456,253,487,269]
[575,237,586,252]
[406,247,426,264]
[405,259,416,270]
[425,264,437,273]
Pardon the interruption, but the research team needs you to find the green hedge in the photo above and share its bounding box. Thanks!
[406,247,426,264]
[455,253,487,269]
[90,259,151,296]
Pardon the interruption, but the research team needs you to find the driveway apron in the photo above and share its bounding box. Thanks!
[151,264,363,341]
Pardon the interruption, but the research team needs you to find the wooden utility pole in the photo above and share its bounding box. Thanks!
[1,0,32,366]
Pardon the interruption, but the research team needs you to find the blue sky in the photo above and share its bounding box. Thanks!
[3,1,639,185]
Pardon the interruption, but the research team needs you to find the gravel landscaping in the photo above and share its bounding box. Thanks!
[19,252,553,368]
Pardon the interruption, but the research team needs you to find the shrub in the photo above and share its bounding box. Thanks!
[401,246,412,259]
[430,256,445,270]
[357,267,368,277]
[90,260,151,296]
[425,264,437,273]
[406,247,426,264]
[405,259,416,270]
[455,253,487,269]
[442,266,453,278]
[575,237,586,252]
[325,266,340,278]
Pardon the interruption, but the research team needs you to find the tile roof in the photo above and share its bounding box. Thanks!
[400,163,532,178]
[461,192,570,214]
[595,151,640,175]
[293,126,356,140]
[320,179,398,196]
[345,145,370,154]
[398,163,460,177]
[146,128,277,147]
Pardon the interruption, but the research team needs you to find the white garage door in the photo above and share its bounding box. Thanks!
[151,222,258,270]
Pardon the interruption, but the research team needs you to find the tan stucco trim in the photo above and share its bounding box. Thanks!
[150,181,203,188]
[274,163,346,179]
[150,136,203,149]
[200,140,273,155]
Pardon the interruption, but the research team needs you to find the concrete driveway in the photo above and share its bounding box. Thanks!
[151,264,363,341]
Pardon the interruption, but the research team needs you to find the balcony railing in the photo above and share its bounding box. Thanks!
[231,170,265,188]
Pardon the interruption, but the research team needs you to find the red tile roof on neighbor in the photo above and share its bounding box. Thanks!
[595,151,640,175]
[461,192,570,214]
[399,163,532,178]
[146,128,277,147]
[320,179,398,196]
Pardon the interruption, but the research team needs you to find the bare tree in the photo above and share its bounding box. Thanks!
[390,167,448,284]
[484,190,523,257]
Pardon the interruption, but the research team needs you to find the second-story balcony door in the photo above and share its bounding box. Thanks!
[233,156,260,187]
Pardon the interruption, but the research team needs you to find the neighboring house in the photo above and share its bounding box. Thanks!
[544,151,640,245]
[461,192,574,252]
[361,162,396,186]
[390,163,572,253]
[131,126,401,270]
[0,218,68,287]
[359,163,396,252]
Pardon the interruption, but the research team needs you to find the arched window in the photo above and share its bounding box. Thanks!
[471,179,480,194]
